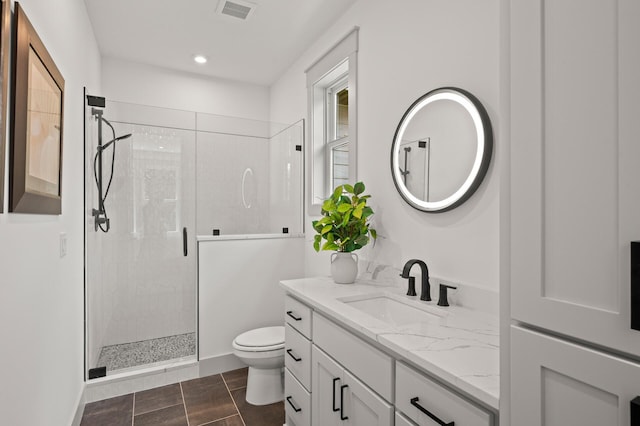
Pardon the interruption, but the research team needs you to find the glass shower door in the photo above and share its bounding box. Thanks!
[85,102,197,378]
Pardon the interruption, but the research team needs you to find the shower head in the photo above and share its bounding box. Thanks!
[98,133,132,151]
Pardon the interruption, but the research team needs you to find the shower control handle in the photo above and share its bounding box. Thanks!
[183,227,188,257]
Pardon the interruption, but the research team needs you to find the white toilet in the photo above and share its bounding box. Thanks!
[232,325,285,405]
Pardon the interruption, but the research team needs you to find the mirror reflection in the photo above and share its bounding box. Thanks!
[391,87,492,212]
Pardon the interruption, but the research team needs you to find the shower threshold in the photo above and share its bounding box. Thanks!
[96,332,196,373]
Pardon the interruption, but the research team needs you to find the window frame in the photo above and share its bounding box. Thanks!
[306,28,358,216]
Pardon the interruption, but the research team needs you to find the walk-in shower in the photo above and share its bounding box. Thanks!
[84,95,303,380]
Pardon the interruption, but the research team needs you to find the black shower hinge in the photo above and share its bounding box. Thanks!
[88,366,106,379]
[418,140,427,148]
[295,145,302,151]
[282,227,289,234]
[87,95,105,108]
[213,229,220,236]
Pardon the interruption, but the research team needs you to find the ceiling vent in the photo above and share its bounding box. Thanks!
[217,0,255,20]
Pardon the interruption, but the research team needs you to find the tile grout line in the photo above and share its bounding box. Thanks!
[180,381,191,426]
[222,374,246,426]
[131,393,136,426]
[199,414,242,426]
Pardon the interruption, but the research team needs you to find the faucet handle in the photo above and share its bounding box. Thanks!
[437,284,457,307]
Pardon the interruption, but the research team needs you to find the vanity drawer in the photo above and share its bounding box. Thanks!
[285,323,311,391]
[285,295,312,338]
[396,362,493,426]
[313,312,393,402]
[285,367,311,426]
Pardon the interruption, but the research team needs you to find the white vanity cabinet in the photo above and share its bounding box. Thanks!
[312,340,393,426]
[395,411,416,426]
[284,295,313,426]
[283,292,496,426]
[396,362,493,426]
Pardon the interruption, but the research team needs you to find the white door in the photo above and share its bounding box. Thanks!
[312,345,344,426]
[343,370,393,426]
[511,326,640,426]
[510,0,640,356]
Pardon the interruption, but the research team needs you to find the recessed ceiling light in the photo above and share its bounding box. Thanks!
[193,55,208,64]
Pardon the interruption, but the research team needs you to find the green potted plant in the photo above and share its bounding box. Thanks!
[312,181,377,284]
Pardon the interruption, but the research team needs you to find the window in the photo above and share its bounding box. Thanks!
[326,77,349,190]
[306,28,358,214]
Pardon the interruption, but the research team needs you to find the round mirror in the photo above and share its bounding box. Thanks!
[391,87,493,212]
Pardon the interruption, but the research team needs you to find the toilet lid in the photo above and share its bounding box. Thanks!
[234,326,284,348]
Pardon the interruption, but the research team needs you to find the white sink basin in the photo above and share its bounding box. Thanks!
[339,294,444,326]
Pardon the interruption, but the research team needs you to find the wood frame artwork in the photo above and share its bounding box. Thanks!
[0,0,10,213]
[9,2,65,214]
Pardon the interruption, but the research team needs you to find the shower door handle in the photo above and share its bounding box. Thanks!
[183,227,188,257]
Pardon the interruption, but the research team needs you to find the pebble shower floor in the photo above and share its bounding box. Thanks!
[96,333,196,372]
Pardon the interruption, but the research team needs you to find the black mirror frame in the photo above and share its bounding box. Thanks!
[390,87,493,213]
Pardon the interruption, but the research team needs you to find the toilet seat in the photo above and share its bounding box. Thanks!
[233,326,284,352]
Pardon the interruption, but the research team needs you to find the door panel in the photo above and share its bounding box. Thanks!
[312,345,343,426]
[510,0,640,356]
[511,326,640,425]
[343,370,393,426]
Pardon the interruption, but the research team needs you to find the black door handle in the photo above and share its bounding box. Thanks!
[286,310,302,321]
[182,227,188,257]
[332,377,340,412]
[286,396,302,412]
[411,397,454,425]
[340,384,349,420]
[286,349,302,362]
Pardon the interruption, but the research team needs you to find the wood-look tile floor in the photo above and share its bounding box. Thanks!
[80,368,285,426]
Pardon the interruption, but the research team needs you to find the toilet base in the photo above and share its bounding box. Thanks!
[245,366,284,406]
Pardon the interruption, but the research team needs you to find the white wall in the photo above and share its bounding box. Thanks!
[270,0,502,293]
[101,57,270,121]
[0,0,101,424]
[198,237,305,360]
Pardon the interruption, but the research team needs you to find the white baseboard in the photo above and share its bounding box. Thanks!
[71,386,86,426]
[199,353,246,377]
[85,360,199,403]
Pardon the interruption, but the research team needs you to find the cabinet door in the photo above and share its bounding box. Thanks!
[510,0,640,356]
[512,326,640,426]
[343,370,393,426]
[312,345,344,426]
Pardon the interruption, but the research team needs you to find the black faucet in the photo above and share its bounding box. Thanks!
[400,259,431,301]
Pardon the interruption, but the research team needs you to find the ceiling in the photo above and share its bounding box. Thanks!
[84,0,358,86]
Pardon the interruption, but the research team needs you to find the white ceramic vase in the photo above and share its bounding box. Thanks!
[331,252,358,284]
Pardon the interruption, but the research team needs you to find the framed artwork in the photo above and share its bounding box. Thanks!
[9,2,65,214]
[0,0,10,213]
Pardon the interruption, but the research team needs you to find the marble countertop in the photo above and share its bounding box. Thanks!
[280,276,500,410]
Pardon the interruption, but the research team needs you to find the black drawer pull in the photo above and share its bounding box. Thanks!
[411,397,454,426]
[332,378,340,412]
[286,349,302,362]
[340,384,349,420]
[286,310,302,321]
[286,396,302,413]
